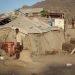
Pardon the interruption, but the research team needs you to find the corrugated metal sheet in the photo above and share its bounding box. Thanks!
[0,16,43,34]
[32,18,50,32]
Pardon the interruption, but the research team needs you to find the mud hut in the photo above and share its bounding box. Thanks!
[0,16,64,56]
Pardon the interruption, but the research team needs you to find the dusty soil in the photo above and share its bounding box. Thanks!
[0,51,75,75]
[0,25,75,75]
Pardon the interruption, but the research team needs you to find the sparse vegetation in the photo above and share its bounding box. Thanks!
[8,16,16,21]
[14,9,20,15]
[40,10,48,17]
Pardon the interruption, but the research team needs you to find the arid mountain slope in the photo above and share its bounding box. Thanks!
[32,0,75,22]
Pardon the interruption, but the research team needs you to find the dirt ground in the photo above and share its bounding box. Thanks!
[0,50,75,75]
[0,25,75,75]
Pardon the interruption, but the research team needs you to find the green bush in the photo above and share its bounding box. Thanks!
[40,10,48,17]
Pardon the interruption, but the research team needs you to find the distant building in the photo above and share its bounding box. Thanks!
[20,8,44,17]
[47,13,64,19]
[47,12,64,29]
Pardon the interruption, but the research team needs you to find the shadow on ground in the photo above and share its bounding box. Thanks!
[0,62,75,75]
[40,65,75,75]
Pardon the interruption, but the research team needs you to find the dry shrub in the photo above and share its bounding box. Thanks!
[70,38,75,45]
[45,50,58,55]
[62,42,75,53]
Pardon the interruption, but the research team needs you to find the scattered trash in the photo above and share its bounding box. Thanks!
[66,63,72,67]
[0,56,4,60]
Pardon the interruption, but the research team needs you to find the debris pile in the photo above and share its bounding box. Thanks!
[62,38,75,53]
